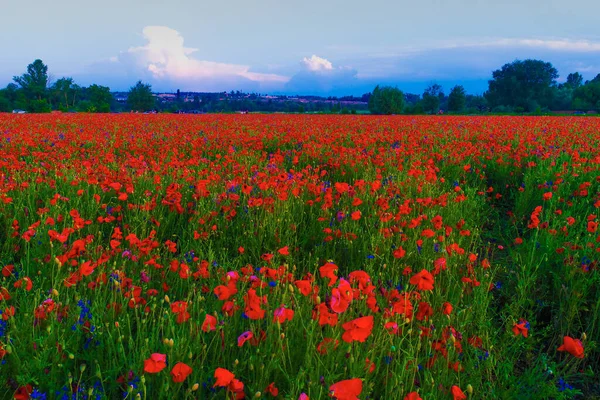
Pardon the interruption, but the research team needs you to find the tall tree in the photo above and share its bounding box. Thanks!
[485,59,558,111]
[13,59,49,101]
[368,85,405,114]
[447,85,466,113]
[51,77,78,110]
[572,79,600,111]
[422,83,444,114]
[565,72,583,89]
[127,81,155,112]
[88,84,113,113]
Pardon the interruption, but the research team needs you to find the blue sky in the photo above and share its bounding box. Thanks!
[1,0,599,95]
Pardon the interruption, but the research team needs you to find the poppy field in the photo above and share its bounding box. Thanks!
[0,113,599,399]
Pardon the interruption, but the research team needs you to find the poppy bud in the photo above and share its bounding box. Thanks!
[255,392,261,398]
[280,333,285,339]
[88,388,94,397]
[69,353,74,359]
[188,352,193,359]
[234,359,239,365]
[316,296,321,304]
[164,295,170,303]
[169,339,174,347]
[141,376,145,384]
[80,364,87,373]
[467,384,473,394]
[582,333,587,341]
[52,289,59,297]
[288,284,294,293]
[250,364,254,371]
[191,384,199,391]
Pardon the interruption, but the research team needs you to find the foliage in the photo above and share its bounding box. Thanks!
[50,78,80,111]
[572,80,600,111]
[485,59,558,111]
[13,59,49,102]
[447,85,467,112]
[127,81,156,112]
[87,85,113,113]
[368,85,405,114]
[422,83,444,113]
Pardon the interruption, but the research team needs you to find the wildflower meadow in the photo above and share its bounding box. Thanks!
[0,114,598,399]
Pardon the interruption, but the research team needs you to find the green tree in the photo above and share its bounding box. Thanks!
[13,59,49,101]
[13,59,51,112]
[572,80,600,111]
[565,72,583,89]
[88,84,113,113]
[127,81,155,112]
[447,85,466,113]
[368,85,405,114]
[485,59,558,111]
[51,77,79,110]
[422,83,444,114]
[0,91,10,112]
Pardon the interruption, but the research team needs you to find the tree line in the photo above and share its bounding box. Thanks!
[369,59,599,114]
[1,58,599,114]
[0,59,155,113]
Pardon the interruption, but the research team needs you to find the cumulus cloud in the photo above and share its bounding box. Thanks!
[89,26,289,91]
[283,55,359,95]
[301,55,334,72]
[131,26,288,83]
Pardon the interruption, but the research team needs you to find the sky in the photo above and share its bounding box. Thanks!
[1,0,600,96]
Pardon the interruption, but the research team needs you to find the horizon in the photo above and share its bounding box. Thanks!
[2,0,600,96]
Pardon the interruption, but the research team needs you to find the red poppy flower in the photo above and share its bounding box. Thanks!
[331,279,353,313]
[393,246,406,258]
[451,385,467,400]
[404,392,422,400]
[171,362,192,383]
[278,246,290,256]
[144,353,167,373]
[273,306,295,323]
[295,280,313,296]
[512,320,529,337]
[202,314,217,332]
[213,367,235,387]
[409,269,434,291]
[442,302,453,315]
[342,316,374,343]
[320,262,339,287]
[557,336,584,358]
[14,385,32,400]
[238,331,254,347]
[265,382,279,396]
[329,378,363,400]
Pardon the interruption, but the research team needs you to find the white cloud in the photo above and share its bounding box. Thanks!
[302,55,334,72]
[467,38,600,52]
[120,26,288,84]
